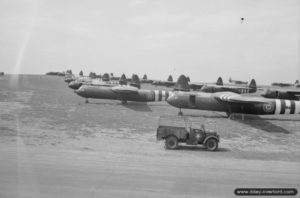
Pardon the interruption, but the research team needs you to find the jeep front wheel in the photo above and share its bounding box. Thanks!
[205,138,218,151]
[165,136,178,149]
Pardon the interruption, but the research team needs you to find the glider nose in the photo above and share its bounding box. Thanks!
[260,88,270,98]
[69,82,82,90]
[75,86,85,96]
[166,92,177,106]
[68,82,77,89]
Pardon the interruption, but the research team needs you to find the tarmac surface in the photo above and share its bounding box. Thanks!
[0,75,299,197]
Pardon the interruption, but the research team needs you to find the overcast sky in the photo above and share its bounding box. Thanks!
[0,0,299,84]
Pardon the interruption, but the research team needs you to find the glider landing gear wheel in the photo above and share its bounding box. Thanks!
[85,99,89,103]
[165,136,178,150]
[226,112,235,120]
[178,109,183,116]
[226,112,231,118]
[121,100,127,104]
[205,138,218,151]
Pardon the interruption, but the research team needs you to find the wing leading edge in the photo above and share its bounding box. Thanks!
[111,86,139,94]
[214,92,270,104]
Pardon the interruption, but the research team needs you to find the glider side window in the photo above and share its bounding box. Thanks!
[189,95,196,106]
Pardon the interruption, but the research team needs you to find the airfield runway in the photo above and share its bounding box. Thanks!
[0,75,299,197]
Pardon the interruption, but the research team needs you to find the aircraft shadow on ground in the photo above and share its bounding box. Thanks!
[176,145,230,152]
[188,114,226,119]
[179,111,227,119]
[181,112,292,134]
[233,114,291,134]
[122,102,153,112]
[261,117,300,122]
[84,101,153,112]
[147,103,169,107]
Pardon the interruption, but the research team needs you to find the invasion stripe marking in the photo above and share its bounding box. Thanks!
[275,99,281,114]
[154,90,159,101]
[158,90,162,101]
[280,99,285,114]
[161,90,165,101]
[295,101,300,114]
[290,100,295,114]
[165,91,169,100]
[285,100,291,114]
[151,90,155,101]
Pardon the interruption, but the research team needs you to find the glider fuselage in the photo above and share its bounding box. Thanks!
[263,90,300,101]
[75,85,170,102]
[167,91,300,115]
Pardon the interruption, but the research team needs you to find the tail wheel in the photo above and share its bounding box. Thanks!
[226,112,231,118]
[165,136,178,149]
[205,138,218,151]
[178,109,183,116]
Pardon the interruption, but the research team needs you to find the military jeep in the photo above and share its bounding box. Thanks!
[156,116,219,151]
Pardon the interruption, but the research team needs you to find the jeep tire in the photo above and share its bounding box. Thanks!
[165,136,178,149]
[205,138,218,151]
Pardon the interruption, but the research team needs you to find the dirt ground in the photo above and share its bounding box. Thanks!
[0,75,299,198]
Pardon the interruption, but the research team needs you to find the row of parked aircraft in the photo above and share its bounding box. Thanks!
[64,73,300,118]
[168,75,300,117]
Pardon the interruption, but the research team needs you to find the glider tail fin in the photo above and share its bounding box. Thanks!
[216,77,223,85]
[174,75,190,91]
[249,79,257,92]
[130,74,141,89]
[119,74,127,85]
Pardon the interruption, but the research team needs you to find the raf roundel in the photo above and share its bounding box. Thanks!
[263,103,274,113]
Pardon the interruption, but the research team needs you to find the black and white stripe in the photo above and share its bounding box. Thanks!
[154,90,170,101]
[219,93,239,101]
[239,88,250,94]
[219,94,300,115]
[274,99,300,114]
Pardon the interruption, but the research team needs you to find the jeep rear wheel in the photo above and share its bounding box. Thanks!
[165,136,178,149]
[205,138,218,151]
